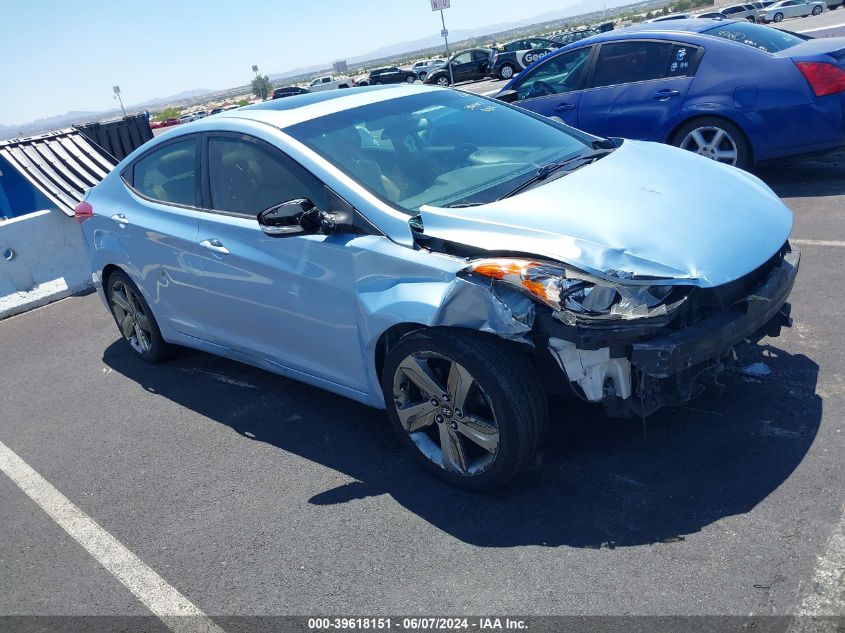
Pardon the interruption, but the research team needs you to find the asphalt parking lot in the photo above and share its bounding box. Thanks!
[2,136,845,630]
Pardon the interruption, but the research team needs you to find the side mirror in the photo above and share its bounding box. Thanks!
[496,90,518,103]
[257,198,334,237]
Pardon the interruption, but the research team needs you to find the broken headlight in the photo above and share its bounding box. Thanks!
[469,258,690,320]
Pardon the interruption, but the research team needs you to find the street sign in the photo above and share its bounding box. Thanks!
[431,0,450,10]
[441,28,448,38]
[112,85,120,95]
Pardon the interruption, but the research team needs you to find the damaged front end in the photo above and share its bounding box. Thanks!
[453,243,799,418]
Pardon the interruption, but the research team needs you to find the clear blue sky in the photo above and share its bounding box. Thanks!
[0,0,573,126]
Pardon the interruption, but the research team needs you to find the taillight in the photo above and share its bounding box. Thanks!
[74,201,93,224]
[795,61,845,97]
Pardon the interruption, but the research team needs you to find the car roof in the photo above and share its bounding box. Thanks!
[613,18,741,34]
[213,84,438,129]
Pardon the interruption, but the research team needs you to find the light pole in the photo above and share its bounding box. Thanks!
[431,0,454,85]
[113,85,127,117]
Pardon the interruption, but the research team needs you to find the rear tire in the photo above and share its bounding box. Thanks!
[382,328,547,490]
[406,74,416,83]
[671,116,752,170]
[499,64,516,80]
[773,11,784,21]
[436,75,450,86]
[812,4,823,14]
[419,71,428,81]
[106,270,173,363]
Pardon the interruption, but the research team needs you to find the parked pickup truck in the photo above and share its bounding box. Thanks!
[307,75,353,91]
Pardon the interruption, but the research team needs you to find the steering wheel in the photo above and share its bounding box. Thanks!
[451,142,478,165]
[528,80,557,98]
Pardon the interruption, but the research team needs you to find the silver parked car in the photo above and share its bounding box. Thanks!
[410,58,446,81]
[719,3,760,21]
[76,86,799,489]
[759,0,824,21]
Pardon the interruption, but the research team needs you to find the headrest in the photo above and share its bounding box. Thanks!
[157,149,195,177]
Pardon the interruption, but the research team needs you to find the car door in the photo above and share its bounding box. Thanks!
[449,51,476,81]
[193,132,368,389]
[577,40,699,141]
[468,49,490,79]
[508,45,594,126]
[114,136,213,338]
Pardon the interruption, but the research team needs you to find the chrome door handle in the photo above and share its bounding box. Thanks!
[653,89,681,101]
[110,213,128,225]
[199,239,230,256]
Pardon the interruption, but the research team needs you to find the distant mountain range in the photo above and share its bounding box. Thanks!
[2,0,638,139]
[0,89,217,140]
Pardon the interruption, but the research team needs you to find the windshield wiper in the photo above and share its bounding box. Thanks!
[444,202,485,208]
[498,148,614,200]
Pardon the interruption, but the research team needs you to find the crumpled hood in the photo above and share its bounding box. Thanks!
[419,140,792,288]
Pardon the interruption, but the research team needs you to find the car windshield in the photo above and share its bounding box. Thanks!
[285,90,591,212]
[703,22,806,51]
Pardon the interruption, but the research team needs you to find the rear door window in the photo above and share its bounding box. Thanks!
[129,138,198,207]
[589,41,698,88]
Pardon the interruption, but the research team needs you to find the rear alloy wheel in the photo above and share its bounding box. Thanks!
[672,117,751,170]
[812,4,823,14]
[773,11,784,21]
[499,64,516,80]
[107,270,172,362]
[436,75,450,86]
[382,329,546,490]
[419,71,428,81]
[406,74,416,83]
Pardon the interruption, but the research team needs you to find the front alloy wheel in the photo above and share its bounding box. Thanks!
[382,329,547,490]
[393,352,500,476]
[436,75,450,86]
[499,64,515,80]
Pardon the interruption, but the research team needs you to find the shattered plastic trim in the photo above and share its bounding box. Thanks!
[548,337,632,402]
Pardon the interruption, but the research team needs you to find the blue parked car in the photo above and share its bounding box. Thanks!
[498,20,845,169]
[77,86,798,489]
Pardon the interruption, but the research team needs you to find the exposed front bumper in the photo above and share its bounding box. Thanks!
[545,249,799,417]
[630,249,799,378]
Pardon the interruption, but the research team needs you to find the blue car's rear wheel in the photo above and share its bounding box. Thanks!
[107,270,172,362]
[672,117,751,170]
[382,329,547,490]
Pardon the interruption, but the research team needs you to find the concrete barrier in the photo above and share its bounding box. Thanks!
[0,208,93,319]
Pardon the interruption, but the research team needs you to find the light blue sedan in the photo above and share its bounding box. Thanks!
[77,85,799,489]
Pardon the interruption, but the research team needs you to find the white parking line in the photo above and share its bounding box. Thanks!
[0,439,226,633]
[798,21,845,33]
[788,504,845,631]
[792,239,845,247]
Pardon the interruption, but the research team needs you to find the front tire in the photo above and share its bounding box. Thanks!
[405,74,415,83]
[671,117,752,170]
[418,71,427,81]
[812,5,823,14]
[382,329,547,490]
[106,270,172,362]
[436,75,450,86]
[773,11,784,21]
